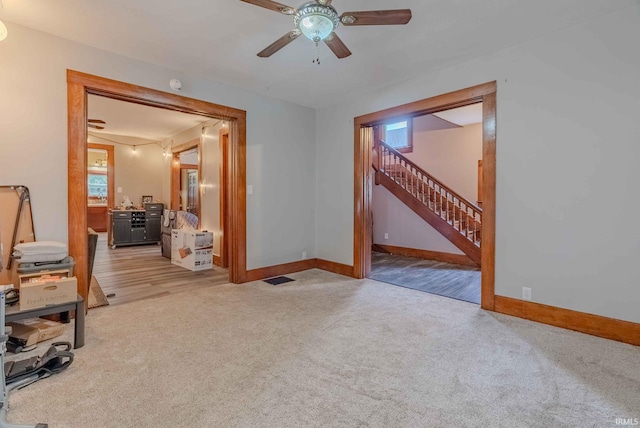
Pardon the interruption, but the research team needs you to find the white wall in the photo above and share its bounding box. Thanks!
[373,185,463,254]
[0,23,316,271]
[407,123,482,204]
[88,136,166,207]
[316,6,640,323]
[161,120,224,254]
[159,123,207,206]
[200,123,223,256]
[115,143,165,207]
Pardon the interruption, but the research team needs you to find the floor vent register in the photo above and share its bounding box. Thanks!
[263,276,295,286]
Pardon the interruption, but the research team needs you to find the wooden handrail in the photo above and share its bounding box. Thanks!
[378,141,482,213]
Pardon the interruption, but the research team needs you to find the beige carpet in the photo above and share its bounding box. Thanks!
[87,275,109,309]
[5,269,640,427]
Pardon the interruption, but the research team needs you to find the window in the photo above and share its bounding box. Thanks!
[88,173,107,198]
[384,119,413,153]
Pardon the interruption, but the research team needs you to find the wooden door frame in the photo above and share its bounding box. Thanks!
[68,70,248,306]
[183,166,200,216]
[219,127,229,268]
[87,143,115,210]
[353,82,497,310]
[170,138,201,216]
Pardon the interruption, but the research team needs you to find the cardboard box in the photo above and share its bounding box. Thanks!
[171,229,213,271]
[8,318,65,346]
[6,323,39,347]
[18,271,77,311]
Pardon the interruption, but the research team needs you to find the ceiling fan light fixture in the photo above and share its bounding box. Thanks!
[294,3,339,42]
[244,0,412,59]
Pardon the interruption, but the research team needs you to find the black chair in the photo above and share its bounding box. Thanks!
[87,228,98,280]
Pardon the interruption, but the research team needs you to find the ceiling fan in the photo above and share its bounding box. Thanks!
[88,119,106,130]
[240,0,412,59]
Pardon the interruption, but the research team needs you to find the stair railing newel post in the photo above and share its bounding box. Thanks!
[372,125,382,176]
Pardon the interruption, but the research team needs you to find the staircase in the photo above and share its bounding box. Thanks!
[373,140,482,265]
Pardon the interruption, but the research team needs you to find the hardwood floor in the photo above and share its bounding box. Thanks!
[369,251,480,304]
[92,234,479,307]
[92,233,229,306]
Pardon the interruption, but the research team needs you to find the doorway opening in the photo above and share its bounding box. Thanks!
[171,144,201,218]
[68,70,248,306]
[87,144,114,233]
[85,94,231,305]
[369,103,484,304]
[354,82,496,310]
[186,169,199,215]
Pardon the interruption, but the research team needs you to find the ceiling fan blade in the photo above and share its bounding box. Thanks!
[257,30,301,57]
[239,0,296,15]
[88,124,105,130]
[88,119,106,124]
[324,33,351,59]
[340,9,412,26]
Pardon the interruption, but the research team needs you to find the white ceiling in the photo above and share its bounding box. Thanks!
[433,103,482,127]
[0,1,632,108]
[88,94,211,141]
[413,103,482,133]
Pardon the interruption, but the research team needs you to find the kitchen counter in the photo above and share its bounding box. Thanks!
[88,205,108,232]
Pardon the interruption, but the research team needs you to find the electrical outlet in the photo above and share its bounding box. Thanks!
[301,251,307,260]
[522,287,532,301]
[117,187,122,193]
[384,233,389,240]
[247,185,253,195]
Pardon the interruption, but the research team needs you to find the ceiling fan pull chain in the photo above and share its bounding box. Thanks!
[313,40,320,65]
